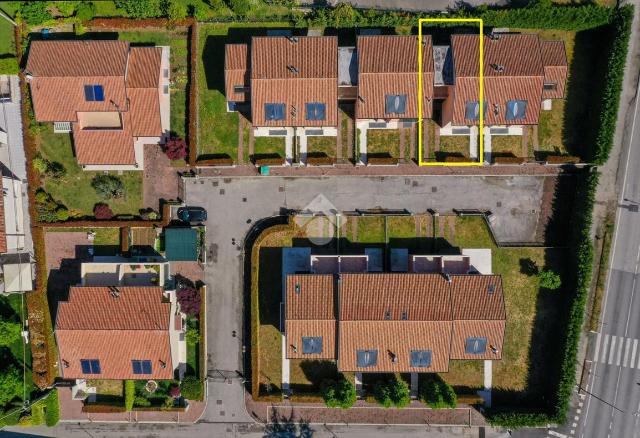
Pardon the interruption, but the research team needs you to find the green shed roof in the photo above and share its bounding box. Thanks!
[164,228,198,261]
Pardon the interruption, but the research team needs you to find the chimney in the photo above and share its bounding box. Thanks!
[109,286,120,298]
[444,273,451,284]
[291,344,298,353]
[159,360,167,369]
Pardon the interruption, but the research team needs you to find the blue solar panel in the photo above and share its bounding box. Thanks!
[465,101,487,120]
[356,349,378,368]
[80,359,101,374]
[132,359,153,374]
[265,103,286,121]
[84,85,94,101]
[302,336,323,354]
[93,85,104,102]
[410,350,432,368]
[505,100,527,120]
[465,337,488,354]
[384,94,407,114]
[305,103,326,121]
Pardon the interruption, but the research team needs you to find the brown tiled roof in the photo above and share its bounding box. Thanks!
[285,319,337,359]
[56,329,173,380]
[356,35,434,119]
[540,41,567,67]
[540,41,568,99]
[338,321,452,372]
[128,88,162,136]
[0,190,6,253]
[72,112,136,165]
[250,37,338,127]
[450,320,505,360]
[450,275,505,320]
[339,273,452,321]
[25,40,129,77]
[55,286,173,380]
[126,47,162,88]
[29,76,127,122]
[286,274,335,320]
[56,286,170,330]
[225,44,250,103]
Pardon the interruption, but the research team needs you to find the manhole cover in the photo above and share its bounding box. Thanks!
[279,186,285,192]
[405,178,410,185]
[212,181,219,187]
[242,197,247,202]
[630,204,639,213]
[412,181,418,187]
[220,189,225,195]
[431,186,437,193]
[220,411,225,416]
[496,201,502,207]
[217,399,222,405]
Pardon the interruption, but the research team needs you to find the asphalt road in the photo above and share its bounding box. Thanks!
[577,7,640,438]
[184,175,550,424]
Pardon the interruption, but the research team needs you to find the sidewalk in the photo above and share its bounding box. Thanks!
[245,392,487,427]
[195,163,562,178]
[58,388,206,424]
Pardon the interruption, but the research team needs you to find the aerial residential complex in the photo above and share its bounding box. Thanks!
[25,40,170,170]
[224,33,567,163]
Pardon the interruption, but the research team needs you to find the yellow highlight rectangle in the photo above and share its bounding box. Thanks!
[418,18,484,166]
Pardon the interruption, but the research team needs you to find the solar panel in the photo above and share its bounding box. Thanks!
[384,94,407,114]
[505,100,528,120]
[93,85,104,102]
[80,359,101,374]
[465,100,487,120]
[84,85,94,101]
[356,349,378,368]
[410,350,432,368]
[132,359,153,374]
[265,103,286,121]
[465,337,488,354]
[84,85,104,102]
[305,103,326,121]
[302,336,323,354]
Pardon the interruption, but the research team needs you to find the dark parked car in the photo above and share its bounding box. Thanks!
[177,206,207,223]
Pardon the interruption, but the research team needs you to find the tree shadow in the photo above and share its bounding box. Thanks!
[519,258,539,276]
[264,410,313,437]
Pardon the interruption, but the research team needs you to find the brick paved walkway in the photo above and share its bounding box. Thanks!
[143,145,187,211]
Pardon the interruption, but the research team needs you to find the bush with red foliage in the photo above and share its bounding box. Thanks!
[176,286,200,317]
[169,385,181,398]
[94,203,114,220]
[164,138,188,161]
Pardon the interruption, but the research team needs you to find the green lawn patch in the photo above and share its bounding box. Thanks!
[307,136,337,158]
[253,136,285,160]
[438,135,470,159]
[366,129,400,158]
[491,136,522,155]
[36,125,142,218]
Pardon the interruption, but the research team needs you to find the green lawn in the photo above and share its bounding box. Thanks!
[36,125,142,217]
[491,135,522,155]
[0,17,15,56]
[307,136,337,158]
[366,129,400,158]
[198,23,290,161]
[253,136,285,159]
[438,135,470,159]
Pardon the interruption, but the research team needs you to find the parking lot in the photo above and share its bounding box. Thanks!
[184,174,551,422]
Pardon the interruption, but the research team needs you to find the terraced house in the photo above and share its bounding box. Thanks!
[25,40,170,170]
[224,31,567,164]
[281,248,505,392]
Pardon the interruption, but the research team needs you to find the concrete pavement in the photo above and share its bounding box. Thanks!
[185,175,552,424]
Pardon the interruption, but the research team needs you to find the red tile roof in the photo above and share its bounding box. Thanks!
[540,41,568,99]
[26,40,163,166]
[450,275,505,320]
[250,36,338,127]
[450,320,505,360]
[356,35,434,119]
[286,274,335,320]
[286,319,337,359]
[56,286,174,380]
[225,44,250,103]
[25,40,129,77]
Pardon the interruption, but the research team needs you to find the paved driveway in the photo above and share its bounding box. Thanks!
[184,175,549,423]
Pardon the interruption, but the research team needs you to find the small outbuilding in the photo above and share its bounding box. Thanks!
[164,228,198,262]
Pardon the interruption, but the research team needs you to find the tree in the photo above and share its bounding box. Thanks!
[539,269,562,290]
[0,366,23,407]
[51,1,80,17]
[177,286,200,316]
[75,1,95,21]
[321,376,356,408]
[0,320,22,347]
[18,2,52,25]
[373,379,393,408]
[373,376,410,408]
[186,326,200,345]
[33,155,48,174]
[419,375,457,409]
[114,0,163,18]
[164,138,188,161]
[166,0,187,21]
[55,207,69,221]
[228,0,251,17]
[94,203,114,220]
[124,380,135,411]
[91,175,124,199]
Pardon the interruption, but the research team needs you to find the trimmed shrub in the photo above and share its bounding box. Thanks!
[35,189,49,204]
[181,376,203,401]
[306,155,336,166]
[367,156,399,166]
[45,390,59,427]
[539,269,562,290]
[373,376,410,408]
[134,395,151,407]
[545,155,581,164]
[320,376,356,409]
[82,404,127,413]
[169,385,181,398]
[164,138,188,161]
[0,366,22,407]
[94,203,114,220]
[33,155,49,174]
[91,175,124,199]
[186,325,200,344]
[166,0,187,21]
[125,380,135,411]
[254,157,285,166]
[177,286,200,317]
[46,161,66,178]
[114,0,163,18]
[0,57,19,75]
[196,157,234,167]
[55,207,69,221]
[419,375,457,409]
[228,0,251,17]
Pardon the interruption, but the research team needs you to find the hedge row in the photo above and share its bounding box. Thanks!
[44,390,59,427]
[487,171,599,427]
[592,5,633,165]
[300,2,616,31]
